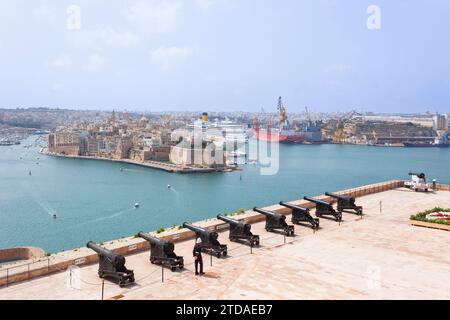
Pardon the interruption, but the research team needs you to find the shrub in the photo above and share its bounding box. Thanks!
[410,207,450,226]
[156,228,166,234]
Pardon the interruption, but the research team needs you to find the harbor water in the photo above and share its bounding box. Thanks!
[1,136,449,253]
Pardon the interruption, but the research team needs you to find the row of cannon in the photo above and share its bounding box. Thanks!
[86,192,363,287]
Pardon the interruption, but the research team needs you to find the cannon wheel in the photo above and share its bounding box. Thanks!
[171,266,177,272]
[215,252,222,258]
[223,251,227,257]
[98,271,104,278]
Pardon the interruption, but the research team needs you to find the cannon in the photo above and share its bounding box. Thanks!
[325,192,363,215]
[279,201,319,230]
[253,207,295,236]
[138,232,184,271]
[303,197,342,222]
[182,223,228,258]
[217,215,260,247]
[405,172,429,192]
[86,241,135,287]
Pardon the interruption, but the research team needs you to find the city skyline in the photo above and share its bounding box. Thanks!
[0,0,450,113]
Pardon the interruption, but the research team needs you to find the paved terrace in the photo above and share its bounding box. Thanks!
[1,188,450,300]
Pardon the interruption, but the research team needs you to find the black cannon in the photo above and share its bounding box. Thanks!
[253,207,295,236]
[217,215,260,247]
[325,192,363,216]
[303,197,342,222]
[182,223,228,258]
[279,201,320,230]
[138,232,184,271]
[86,241,135,287]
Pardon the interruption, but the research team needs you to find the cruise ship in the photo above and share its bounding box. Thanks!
[186,114,249,162]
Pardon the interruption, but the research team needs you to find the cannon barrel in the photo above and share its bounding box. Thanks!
[217,214,241,226]
[325,192,353,200]
[87,241,125,266]
[303,196,331,206]
[409,172,426,178]
[182,222,218,240]
[138,232,166,245]
[279,201,309,213]
[253,207,278,217]
[87,241,113,257]
[183,222,207,234]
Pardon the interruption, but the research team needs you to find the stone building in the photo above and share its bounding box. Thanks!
[170,141,225,168]
[48,131,81,155]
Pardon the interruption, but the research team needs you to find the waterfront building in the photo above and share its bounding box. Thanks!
[170,140,226,168]
[433,114,448,132]
[49,131,81,155]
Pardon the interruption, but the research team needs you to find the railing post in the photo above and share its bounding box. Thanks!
[6,269,8,288]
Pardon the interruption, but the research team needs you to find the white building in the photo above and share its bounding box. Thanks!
[433,114,448,131]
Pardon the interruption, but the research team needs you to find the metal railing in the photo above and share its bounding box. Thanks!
[0,258,51,288]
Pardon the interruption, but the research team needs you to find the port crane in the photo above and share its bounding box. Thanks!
[332,110,359,144]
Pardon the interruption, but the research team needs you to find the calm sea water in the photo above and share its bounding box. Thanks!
[1,136,449,253]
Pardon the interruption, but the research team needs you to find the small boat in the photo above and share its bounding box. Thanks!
[52,214,57,219]
[120,168,124,172]
[134,203,140,208]
[29,171,32,176]
[167,185,171,189]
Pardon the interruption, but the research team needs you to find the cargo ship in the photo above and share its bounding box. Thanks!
[404,132,450,148]
[253,97,323,144]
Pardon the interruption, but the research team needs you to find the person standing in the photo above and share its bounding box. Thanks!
[193,237,205,276]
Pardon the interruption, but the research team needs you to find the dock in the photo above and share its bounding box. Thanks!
[40,150,230,174]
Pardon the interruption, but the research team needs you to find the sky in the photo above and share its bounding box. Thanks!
[0,0,449,113]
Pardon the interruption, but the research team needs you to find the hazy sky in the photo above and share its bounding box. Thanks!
[0,0,449,113]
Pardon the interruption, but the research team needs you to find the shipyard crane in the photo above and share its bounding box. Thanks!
[277,97,288,126]
[305,106,312,122]
[333,110,359,144]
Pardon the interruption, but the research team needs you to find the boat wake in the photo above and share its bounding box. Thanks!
[86,207,136,224]
[23,181,58,218]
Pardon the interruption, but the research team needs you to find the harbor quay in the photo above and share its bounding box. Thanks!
[1,180,449,300]
[40,150,234,174]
